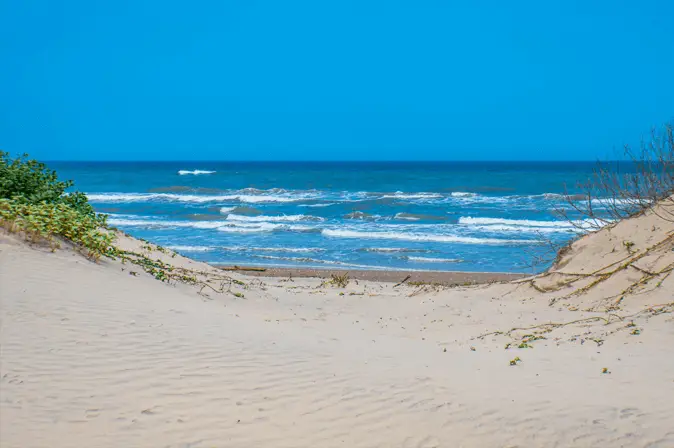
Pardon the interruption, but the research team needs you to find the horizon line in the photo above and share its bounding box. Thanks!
[44,159,632,163]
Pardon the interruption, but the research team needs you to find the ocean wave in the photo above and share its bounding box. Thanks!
[220,206,263,215]
[250,247,325,253]
[542,193,564,199]
[458,217,576,228]
[405,256,462,263]
[89,189,610,207]
[470,224,580,234]
[168,245,216,252]
[108,217,227,229]
[217,222,318,234]
[226,214,325,223]
[298,203,336,207]
[218,246,325,253]
[211,261,395,271]
[322,229,536,245]
[344,211,382,221]
[89,193,228,203]
[216,226,274,233]
[358,247,435,253]
[380,192,444,200]
[590,197,646,206]
[108,217,228,229]
[107,217,317,234]
[394,212,446,221]
[394,212,420,221]
[104,213,144,219]
[252,254,391,269]
[88,191,321,204]
[221,194,305,203]
[178,170,216,175]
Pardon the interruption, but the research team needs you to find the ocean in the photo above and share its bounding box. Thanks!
[51,161,609,273]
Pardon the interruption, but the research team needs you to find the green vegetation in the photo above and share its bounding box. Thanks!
[0,152,114,260]
[0,152,248,297]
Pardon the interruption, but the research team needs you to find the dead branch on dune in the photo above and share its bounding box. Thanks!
[474,302,674,343]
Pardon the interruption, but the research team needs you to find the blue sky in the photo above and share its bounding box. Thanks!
[1,1,672,161]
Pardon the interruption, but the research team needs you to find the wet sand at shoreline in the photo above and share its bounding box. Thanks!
[216,265,528,284]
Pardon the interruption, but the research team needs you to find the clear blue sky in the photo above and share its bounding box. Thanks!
[1,1,672,161]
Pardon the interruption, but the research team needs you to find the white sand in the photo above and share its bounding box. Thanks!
[1,204,673,447]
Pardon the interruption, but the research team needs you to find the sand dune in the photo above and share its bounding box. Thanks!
[1,204,673,447]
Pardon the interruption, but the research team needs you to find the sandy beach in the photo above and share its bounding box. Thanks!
[217,265,528,284]
[2,202,673,447]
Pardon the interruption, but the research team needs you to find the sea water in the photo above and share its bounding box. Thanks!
[51,161,613,273]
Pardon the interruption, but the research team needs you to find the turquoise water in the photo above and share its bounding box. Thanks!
[52,161,608,273]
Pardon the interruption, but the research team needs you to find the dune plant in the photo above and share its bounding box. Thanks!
[0,200,114,260]
[1,152,248,295]
[526,123,674,273]
[0,151,114,260]
[557,122,674,229]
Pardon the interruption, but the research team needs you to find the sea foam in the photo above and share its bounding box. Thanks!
[322,229,535,245]
[178,170,216,175]
[458,217,576,228]
[226,214,324,223]
[168,245,216,252]
[405,256,463,263]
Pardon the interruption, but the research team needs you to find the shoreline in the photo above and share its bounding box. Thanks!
[215,264,529,284]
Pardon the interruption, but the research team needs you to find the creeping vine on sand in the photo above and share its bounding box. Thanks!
[474,302,674,346]
[114,245,248,299]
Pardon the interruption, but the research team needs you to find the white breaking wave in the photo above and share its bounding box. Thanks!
[102,213,143,219]
[168,245,216,252]
[219,206,237,213]
[107,217,315,234]
[107,218,227,229]
[211,261,396,271]
[87,192,321,204]
[590,197,646,206]
[217,226,274,233]
[226,214,325,223]
[252,254,391,269]
[542,193,564,199]
[406,256,462,263]
[394,213,420,221]
[298,203,336,207]
[217,222,315,233]
[178,170,216,175]
[359,247,434,253]
[471,224,580,234]
[217,222,282,233]
[381,192,443,200]
[322,229,535,245]
[250,247,325,253]
[220,195,303,203]
[220,246,325,253]
[451,192,477,197]
[89,193,229,203]
[458,217,576,228]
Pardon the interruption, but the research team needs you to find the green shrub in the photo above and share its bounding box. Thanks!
[0,199,115,260]
[0,152,114,260]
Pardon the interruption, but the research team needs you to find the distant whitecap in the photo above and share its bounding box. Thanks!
[178,170,216,175]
